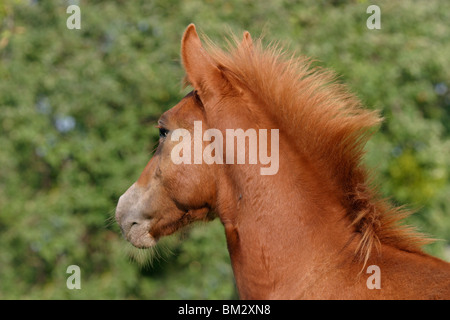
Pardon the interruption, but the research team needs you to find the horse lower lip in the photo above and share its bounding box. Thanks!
[129,235,157,248]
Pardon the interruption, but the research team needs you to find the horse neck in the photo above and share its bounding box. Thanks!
[215,138,358,299]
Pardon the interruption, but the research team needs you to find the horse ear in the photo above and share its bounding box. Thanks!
[241,31,253,51]
[181,24,226,104]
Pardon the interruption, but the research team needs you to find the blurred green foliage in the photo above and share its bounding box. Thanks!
[0,0,449,299]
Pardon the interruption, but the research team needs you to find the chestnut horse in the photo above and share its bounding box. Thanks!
[115,24,450,299]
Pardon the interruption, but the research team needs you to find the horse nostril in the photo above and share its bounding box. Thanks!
[118,219,140,238]
[128,221,139,231]
[128,220,139,230]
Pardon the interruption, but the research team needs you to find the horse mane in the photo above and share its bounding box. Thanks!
[190,32,432,264]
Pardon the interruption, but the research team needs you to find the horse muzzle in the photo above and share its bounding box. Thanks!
[115,183,157,248]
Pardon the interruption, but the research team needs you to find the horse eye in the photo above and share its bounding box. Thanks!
[159,127,169,139]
